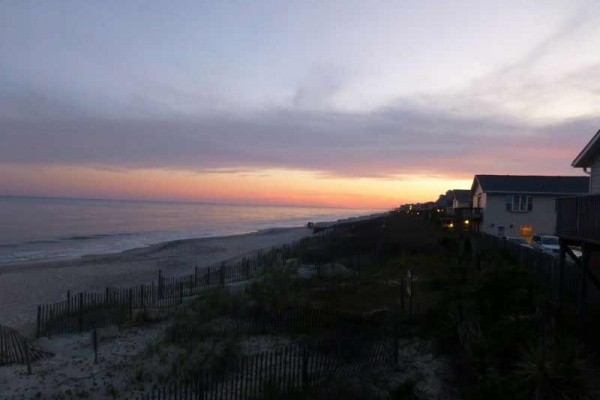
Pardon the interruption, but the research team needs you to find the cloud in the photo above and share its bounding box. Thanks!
[1,89,597,180]
[293,66,347,109]
[2,3,599,182]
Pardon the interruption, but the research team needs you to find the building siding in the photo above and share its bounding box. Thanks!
[472,184,486,209]
[478,194,557,237]
[591,155,600,193]
[453,199,471,208]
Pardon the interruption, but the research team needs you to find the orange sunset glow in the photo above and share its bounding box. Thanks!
[0,163,472,209]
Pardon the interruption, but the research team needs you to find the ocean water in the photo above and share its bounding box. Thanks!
[0,196,375,265]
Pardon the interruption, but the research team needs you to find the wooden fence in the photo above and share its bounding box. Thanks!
[137,337,396,400]
[37,243,300,337]
[474,233,584,301]
[0,324,50,366]
[169,302,392,344]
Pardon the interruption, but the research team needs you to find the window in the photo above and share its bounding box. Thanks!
[520,225,533,238]
[506,195,532,212]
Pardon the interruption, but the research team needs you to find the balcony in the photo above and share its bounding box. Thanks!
[556,195,600,244]
[452,207,483,221]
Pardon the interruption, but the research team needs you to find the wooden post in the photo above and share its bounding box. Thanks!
[579,245,589,328]
[393,307,399,365]
[24,339,31,375]
[158,270,163,300]
[400,276,405,314]
[48,308,54,338]
[129,288,133,320]
[67,290,71,315]
[559,242,566,310]
[93,328,98,364]
[220,263,225,288]
[407,270,413,319]
[302,348,308,388]
[36,306,41,338]
[78,293,84,332]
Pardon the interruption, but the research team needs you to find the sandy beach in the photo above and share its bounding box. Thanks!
[0,227,312,335]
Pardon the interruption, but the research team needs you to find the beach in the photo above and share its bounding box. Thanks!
[0,227,312,335]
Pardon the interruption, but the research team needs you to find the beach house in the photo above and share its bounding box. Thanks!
[555,129,600,315]
[441,189,482,230]
[471,175,589,239]
[556,128,600,247]
[451,189,472,209]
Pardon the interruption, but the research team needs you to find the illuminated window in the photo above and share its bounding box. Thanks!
[520,225,533,237]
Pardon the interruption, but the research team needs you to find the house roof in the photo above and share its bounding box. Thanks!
[471,175,589,195]
[572,129,600,168]
[451,189,471,203]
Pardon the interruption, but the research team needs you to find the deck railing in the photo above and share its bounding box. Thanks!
[452,207,483,221]
[556,195,600,243]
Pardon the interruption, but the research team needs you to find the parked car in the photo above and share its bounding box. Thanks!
[505,236,533,249]
[531,234,559,255]
[566,247,582,262]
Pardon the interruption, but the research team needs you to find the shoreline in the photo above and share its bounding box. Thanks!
[0,225,303,273]
[0,226,313,334]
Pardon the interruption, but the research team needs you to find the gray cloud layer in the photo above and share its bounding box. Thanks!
[1,96,597,179]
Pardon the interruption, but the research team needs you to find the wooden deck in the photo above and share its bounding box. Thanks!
[447,207,483,221]
[556,195,600,244]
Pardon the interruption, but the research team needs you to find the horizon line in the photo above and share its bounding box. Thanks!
[0,194,382,211]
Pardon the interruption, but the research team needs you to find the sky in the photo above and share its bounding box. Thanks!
[1,0,599,209]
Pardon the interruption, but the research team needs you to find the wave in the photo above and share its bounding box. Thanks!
[26,239,60,245]
[7,232,137,247]
[58,232,134,242]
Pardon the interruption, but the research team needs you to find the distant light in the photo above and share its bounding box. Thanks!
[464,219,470,225]
[449,223,454,228]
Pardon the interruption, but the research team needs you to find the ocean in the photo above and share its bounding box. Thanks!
[0,196,376,265]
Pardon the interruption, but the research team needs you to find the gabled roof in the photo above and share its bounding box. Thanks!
[471,175,589,195]
[573,129,600,168]
[451,189,471,203]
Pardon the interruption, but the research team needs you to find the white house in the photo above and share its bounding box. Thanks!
[471,175,589,238]
[451,189,471,209]
[572,128,600,193]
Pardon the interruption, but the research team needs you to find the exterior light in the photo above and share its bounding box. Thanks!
[464,219,470,225]
[449,223,454,228]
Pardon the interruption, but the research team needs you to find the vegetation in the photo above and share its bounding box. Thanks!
[127,211,599,399]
